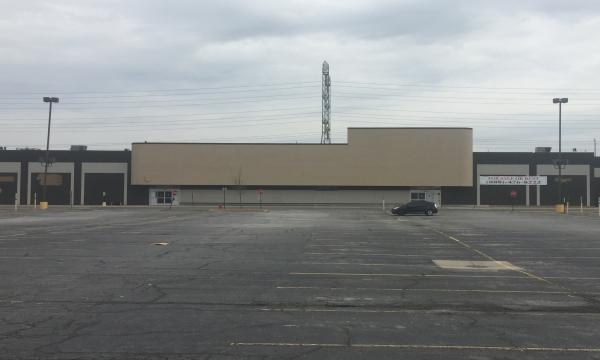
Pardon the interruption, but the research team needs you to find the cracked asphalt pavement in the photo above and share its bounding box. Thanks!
[1,207,600,359]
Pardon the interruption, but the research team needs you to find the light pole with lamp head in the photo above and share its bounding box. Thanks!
[42,97,59,207]
[552,97,568,205]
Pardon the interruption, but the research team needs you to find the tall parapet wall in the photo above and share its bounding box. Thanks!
[131,127,473,187]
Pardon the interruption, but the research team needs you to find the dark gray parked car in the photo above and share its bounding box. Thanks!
[391,200,438,216]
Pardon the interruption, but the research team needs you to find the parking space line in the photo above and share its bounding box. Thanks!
[300,262,429,267]
[255,306,600,315]
[423,226,600,308]
[511,256,600,259]
[230,342,600,352]
[429,229,553,285]
[307,244,367,247]
[474,247,600,250]
[289,272,527,278]
[276,286,573,294]
[305,252,432,257]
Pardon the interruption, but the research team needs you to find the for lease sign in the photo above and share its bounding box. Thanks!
[480,176,547,185]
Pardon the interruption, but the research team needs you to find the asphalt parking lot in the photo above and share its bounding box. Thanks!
[1,206,600,359]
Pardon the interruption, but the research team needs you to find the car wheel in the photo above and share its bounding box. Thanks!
[425,209,433,216]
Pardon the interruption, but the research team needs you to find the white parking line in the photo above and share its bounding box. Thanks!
[512,256,600,259]
[305,253,432,257]
[300,262,430,267]
[307,245,380,248]
[255,307,600,316]
[276,286,573,295]
[429,229,553,285]
[289,272,527,278]
[230,342,600,352]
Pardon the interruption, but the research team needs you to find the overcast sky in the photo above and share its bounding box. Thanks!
[1,0,600,151]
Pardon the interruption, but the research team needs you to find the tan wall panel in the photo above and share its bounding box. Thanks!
[131,128,473,186]
[178,189,410,204]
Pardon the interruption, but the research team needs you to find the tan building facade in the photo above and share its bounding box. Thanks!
[132,128,472,186]
[131,128,473,205]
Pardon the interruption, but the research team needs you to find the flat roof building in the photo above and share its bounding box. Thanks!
[131,127,473,205]
[2,127,599,207]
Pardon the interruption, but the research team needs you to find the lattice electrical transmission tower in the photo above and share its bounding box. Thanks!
[321,61,331,144]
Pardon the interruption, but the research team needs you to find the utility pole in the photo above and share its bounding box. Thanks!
[42,97,59,207]
[553,97,568,205]
[321,61,331,144]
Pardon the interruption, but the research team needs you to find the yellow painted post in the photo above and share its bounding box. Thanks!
[40,201,48,210]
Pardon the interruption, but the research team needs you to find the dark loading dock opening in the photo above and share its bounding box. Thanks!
[30,173,71,205]
[540,175,587,205]
[480,185,527,205]
[84,173,124,205]
[0,173,18,204]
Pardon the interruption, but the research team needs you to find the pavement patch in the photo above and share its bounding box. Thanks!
[433,260,523,271]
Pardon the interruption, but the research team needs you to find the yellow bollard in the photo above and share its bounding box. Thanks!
[554,203,565,214]
[40,201,49,210]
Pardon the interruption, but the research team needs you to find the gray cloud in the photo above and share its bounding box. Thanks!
[1,0,600,151]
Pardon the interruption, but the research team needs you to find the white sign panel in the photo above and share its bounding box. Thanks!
[480,176,547,186]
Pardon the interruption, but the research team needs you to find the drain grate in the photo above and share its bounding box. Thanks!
[433,260,522,271]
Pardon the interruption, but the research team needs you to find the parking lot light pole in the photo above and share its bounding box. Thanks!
[553,97,568,204]
[42,97,59,204]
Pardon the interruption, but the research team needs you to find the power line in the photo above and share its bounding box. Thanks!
[0,85,320,101]
[333,94,600,106]
[2,114,320,130]
[0,81,321,95]
[333,90,600,102]
[335,83,600,96]
[4,79,600,96]
[4,130,346,147]
[336,80,600,92]
[336,107,600,117]
[0,106,317,122]
[0,94,320,109]
[4,88,600,106]
[0,88,318,105]
[6,115,600,132]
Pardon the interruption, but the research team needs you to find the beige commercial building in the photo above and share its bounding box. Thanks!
[131,127,473,205]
